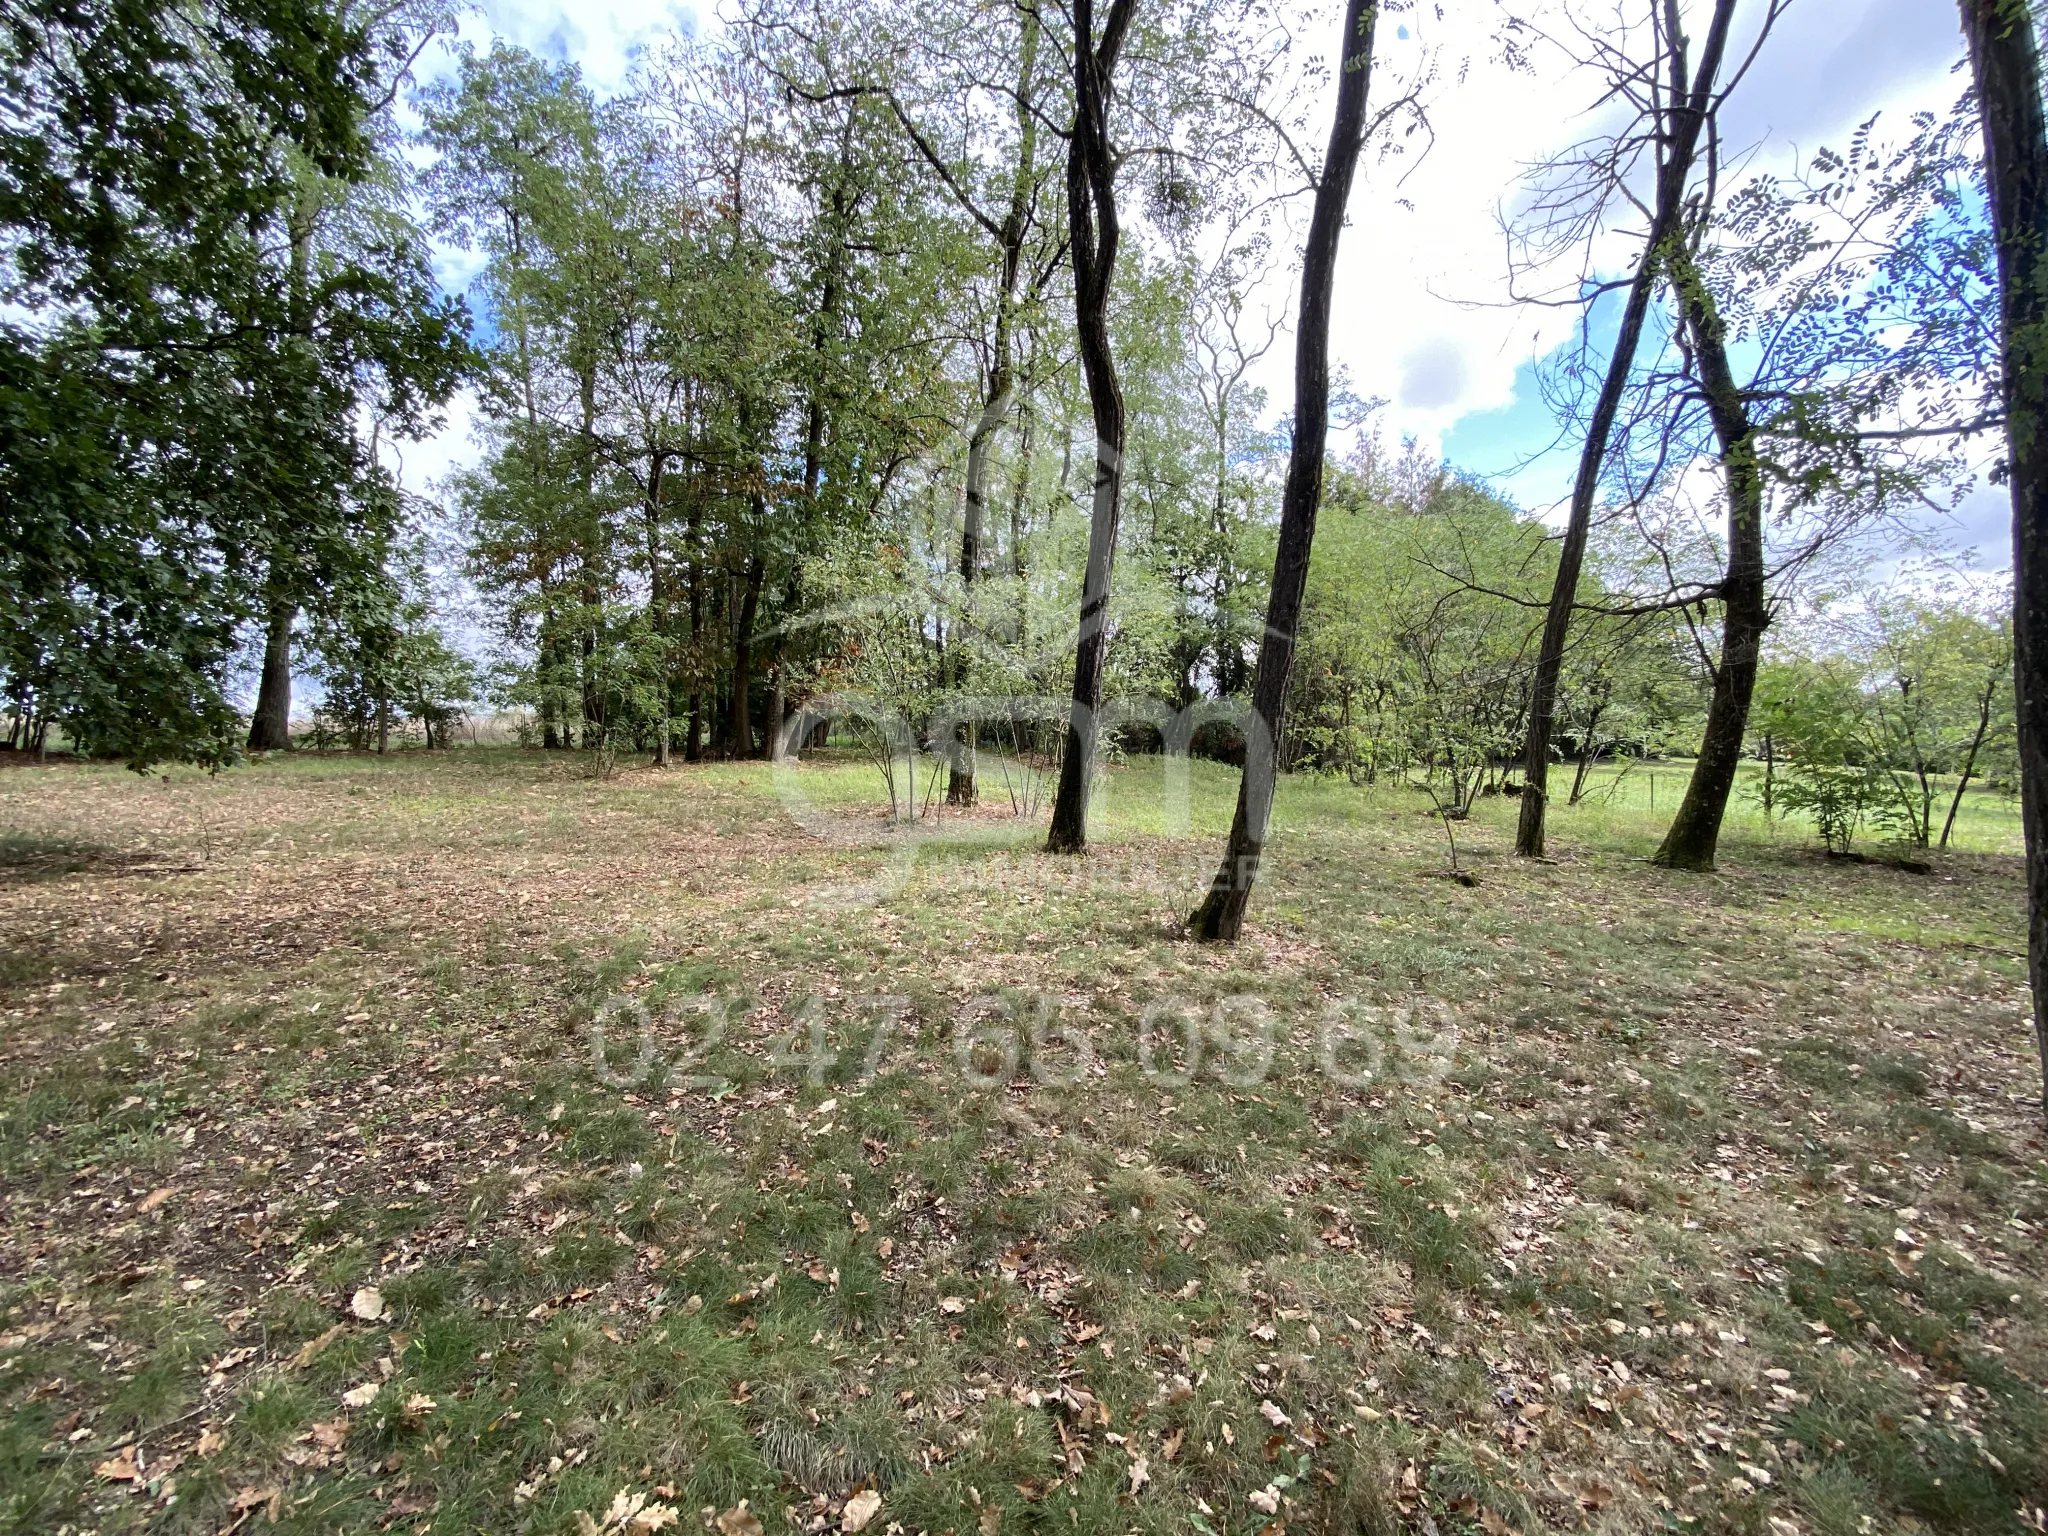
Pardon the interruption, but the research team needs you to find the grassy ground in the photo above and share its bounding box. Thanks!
[0,746,2041,1536]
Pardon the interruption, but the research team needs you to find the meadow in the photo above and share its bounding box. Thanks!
[0,747,2041,1536]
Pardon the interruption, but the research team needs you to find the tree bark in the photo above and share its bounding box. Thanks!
[686,499,704,763]
[247,177,319,757]
[1046,0,1139,854]
[730,548,766,759]
[948,8,1044,809]
[1651,238,1769,870]
[578,359,603,747]
[1959,0,2048,1114]
[1568,708,1607,805]
[247,597,296,751]
[644,452,672,766]
[1516,0,1739,858]
[1188,0,1378,941]
[1940,683,1995,849]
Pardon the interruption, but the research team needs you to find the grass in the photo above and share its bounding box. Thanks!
[0,744,2041,1536]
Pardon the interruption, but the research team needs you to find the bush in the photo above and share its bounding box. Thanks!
[1774,762,1878,853]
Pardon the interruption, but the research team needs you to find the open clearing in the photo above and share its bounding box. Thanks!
[1,750,2042,1536]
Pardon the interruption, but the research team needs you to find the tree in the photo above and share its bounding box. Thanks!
[1045,0,1141,853]
[1647,234,1774,867]
[1959,0,2048,1114]
[0,0,467,768]
[248,1,461,754]
[310,535,479,752]
[1189,0,1379,941]
[1512,0,1743,858]
[1857,596,2015,848]
[754,0,1069,797]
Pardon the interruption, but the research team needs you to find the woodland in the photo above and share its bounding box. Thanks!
[4,0,2048,1533]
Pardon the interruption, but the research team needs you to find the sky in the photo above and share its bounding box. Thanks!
[388,0,2007,573]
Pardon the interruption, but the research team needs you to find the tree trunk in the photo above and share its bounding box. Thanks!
[1651,239,1769,871]
[1959,0,2048,1114]
[950,386,998,805]
[1516,0,1739,858]
[949,12,1043,810]
[730,550,766,759]
[1045,0,1139,854]
[950,380,999,806]
[686,502,704,763]
[578,360,603,748]
[1009,397,1035,655]
[580,621,600,746]
[247,598,296,751]
[1941,681,1998,848]
[1188,0,1378,941]
[245,184,316,759]
[643,452,672,768]
[1569,725,1606,806]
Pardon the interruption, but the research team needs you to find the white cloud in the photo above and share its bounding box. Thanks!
[461,0,703,94]
[1309,0,1978,487]
[382,388,483,499]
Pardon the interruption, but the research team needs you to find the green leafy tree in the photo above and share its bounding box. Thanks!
[0,0,468,767]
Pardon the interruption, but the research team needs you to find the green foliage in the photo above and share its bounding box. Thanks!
[1751,592,2015,851]
[307,541,479,752]
[1293,442,1585,808]
[0,0,470,768]
[1772,761,1882,854]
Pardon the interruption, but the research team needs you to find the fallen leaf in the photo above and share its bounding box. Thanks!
[714,1503,764,1536]
[1127,1454,1150,1495]
[1257,1400,1291,1428]
[841,1487,883,1531]
[939,1296,966,1314]
[135,1188,174,1215]
[195,1429,226,1457]
[350,1287,385,1321]
[231,1485,281,1514]
[309,1420,348,1449]
[292,1325,344,1369]
[340,1382,381,1408]
[95,1445,140,1482]
[1248,1485,1281,1515]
